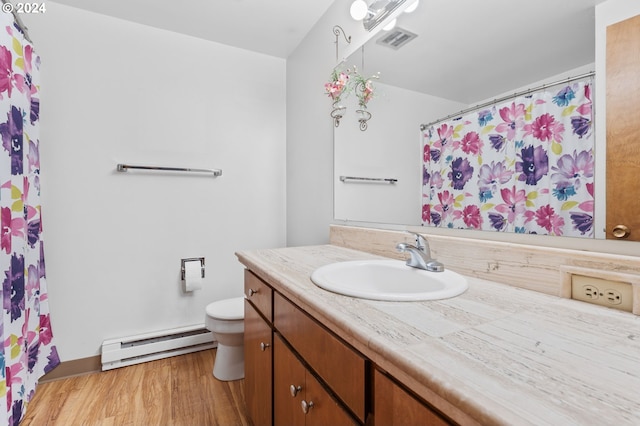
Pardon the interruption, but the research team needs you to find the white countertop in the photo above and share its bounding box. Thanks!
[236,245,640,425]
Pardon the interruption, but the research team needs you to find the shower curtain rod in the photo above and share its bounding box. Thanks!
[419,71,595,131]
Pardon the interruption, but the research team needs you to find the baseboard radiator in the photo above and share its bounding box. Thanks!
[101,324,216,371]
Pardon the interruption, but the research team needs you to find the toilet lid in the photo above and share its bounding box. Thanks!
[206,297,244,320]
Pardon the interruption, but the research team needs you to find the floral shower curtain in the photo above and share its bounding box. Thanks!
[422,79,594,237]
[0,12,59,426]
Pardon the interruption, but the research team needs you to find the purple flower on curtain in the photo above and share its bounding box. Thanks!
[462,205,482,229]
[28,139,39,173]
[448,157,473,190]
[4,254,25,321]
[551,150,594,191]
[488,134,506,151]
[495,102,525,140]
[570,116,591,139]
[0,106,24,175]
[479,162,514,192]
[495,186,527,223]
[552,86,576,107]
[430,212,442,226]
[30,98,39,124]
[430,149,441,163]
[570,212,593,235]
[516,145,548,185]
[458,131,482,155]
[477,109,493,126]
[488,213,507,231]
[422,166,430,186]
[535,205,565,235]
[524,113,565,143]
[27,340,39,372]
[430,172,443,190]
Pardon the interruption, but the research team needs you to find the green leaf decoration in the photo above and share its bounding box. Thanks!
[527,191,538,200]
[562,201,579,211]
[562,105,577,116]
[481,125,495,134]
[551,141,563,155]
[481,203,495,211]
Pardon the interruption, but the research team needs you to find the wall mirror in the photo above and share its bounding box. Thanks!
[334,0,609,236]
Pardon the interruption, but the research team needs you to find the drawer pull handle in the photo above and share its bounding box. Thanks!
[260,342,270,351]
[301,400,314,414]
[290,385,302,397]
[248,288,259,296]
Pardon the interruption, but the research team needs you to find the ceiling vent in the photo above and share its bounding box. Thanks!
[375,27,418,50]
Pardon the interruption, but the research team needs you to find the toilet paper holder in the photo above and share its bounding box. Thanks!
[181,257,205,280]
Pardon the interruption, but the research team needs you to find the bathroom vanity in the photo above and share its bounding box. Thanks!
[237,244,640,425]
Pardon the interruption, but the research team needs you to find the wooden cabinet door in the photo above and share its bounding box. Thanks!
[373,369,451,426]
[274,334,306,426]
[606,13,640,241]
[274,334,357,426]
[245,300,273,426]
[304,368,359,426]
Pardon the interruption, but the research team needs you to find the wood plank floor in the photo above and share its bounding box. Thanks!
[21,349,251,426]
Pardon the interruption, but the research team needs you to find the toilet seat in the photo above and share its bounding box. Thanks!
[206,296,244,320]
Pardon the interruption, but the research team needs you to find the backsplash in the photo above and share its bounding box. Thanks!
[329,225,640,314]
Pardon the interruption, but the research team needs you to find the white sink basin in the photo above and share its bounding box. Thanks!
[310,259,468,302]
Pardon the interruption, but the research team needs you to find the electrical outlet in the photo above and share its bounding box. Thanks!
[571,275,633,312]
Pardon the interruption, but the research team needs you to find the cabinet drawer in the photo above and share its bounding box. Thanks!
[274,292,365,422]
[244,269,273,322]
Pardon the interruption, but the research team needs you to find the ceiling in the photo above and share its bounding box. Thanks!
[49,0,607,104]
[50,0,338,58]
[354,0,607,104]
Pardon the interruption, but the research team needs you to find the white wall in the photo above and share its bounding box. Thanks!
[334,82,465,224]
[24,3,286,361]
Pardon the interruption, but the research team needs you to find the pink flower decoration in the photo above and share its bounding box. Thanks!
[524,113,565,142]
[495,102,526,140]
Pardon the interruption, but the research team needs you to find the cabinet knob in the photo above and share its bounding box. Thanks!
[612,224,631,239]
[260,342,270,351]
[248,288,258,296]
[301,400,314,414]
[289,384,302,397]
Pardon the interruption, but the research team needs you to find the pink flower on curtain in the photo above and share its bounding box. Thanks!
[462,205,482,229]
[434,123,454,150]
[422,203,430,223]
[0,45,12,98]
[495,102,526,140]
[495,186,527,223]
[524,113,565,142]
[535,205,565,235]
[430,171,443,190]
[1,207,25,254]
[433,190,455,222]
[458,131,483,155]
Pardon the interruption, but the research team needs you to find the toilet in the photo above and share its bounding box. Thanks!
[205,297,245,381]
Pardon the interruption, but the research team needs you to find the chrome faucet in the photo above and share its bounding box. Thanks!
[396,232,444,272]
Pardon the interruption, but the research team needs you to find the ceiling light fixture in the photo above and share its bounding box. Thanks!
[404,0,419,13]
[350,0,369,21]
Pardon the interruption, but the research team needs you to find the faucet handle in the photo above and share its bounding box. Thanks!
[405,231,427,251]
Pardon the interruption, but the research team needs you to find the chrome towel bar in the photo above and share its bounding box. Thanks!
[117,164,222,177]
[339,176,397,184]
